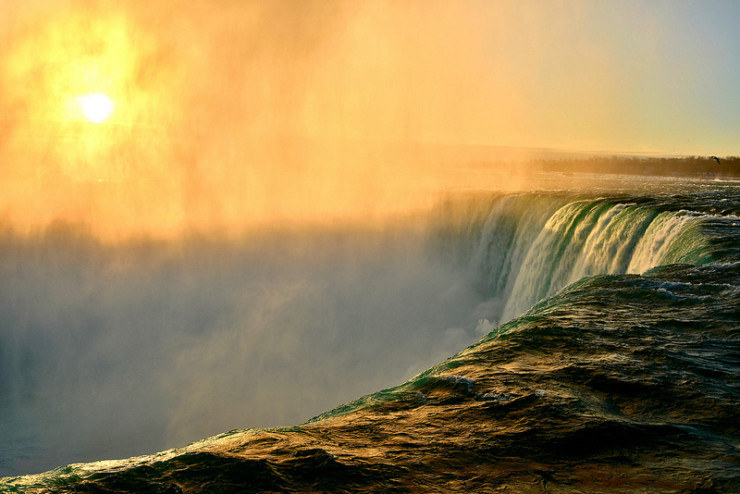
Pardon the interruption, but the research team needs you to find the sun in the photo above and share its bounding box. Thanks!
[78,93,115,123]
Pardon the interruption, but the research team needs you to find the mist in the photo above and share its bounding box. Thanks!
[4,0,732,237]
[2,0,737,477]
[0,0,525,239]
[0,216,498,474]
[0,0,529,474]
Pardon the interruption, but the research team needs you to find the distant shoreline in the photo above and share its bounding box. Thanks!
[530,155,740,179]
[462,155,740,180]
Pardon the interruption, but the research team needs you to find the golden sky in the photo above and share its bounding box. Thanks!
[0,0,738,238]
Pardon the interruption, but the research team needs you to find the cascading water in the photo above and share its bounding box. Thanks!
[435,193,711,326]
[5,182,738,492]
[0,189,720,477]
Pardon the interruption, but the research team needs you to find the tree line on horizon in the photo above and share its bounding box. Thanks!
[530,155,740,178]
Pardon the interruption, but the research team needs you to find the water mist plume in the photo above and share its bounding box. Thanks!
[0,0,535,241]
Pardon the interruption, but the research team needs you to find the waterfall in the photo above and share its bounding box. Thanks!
[0,190,715,476]
[440,194,710,324]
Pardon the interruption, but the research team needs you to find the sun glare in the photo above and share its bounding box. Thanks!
[78,93,114,123]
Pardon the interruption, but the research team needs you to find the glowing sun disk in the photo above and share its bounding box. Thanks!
[78,93,114,123]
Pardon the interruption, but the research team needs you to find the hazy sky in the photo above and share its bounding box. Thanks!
[469,0,740,156]
[357,0,740,156]
[2,0,738,156]
[0,0,738,238]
